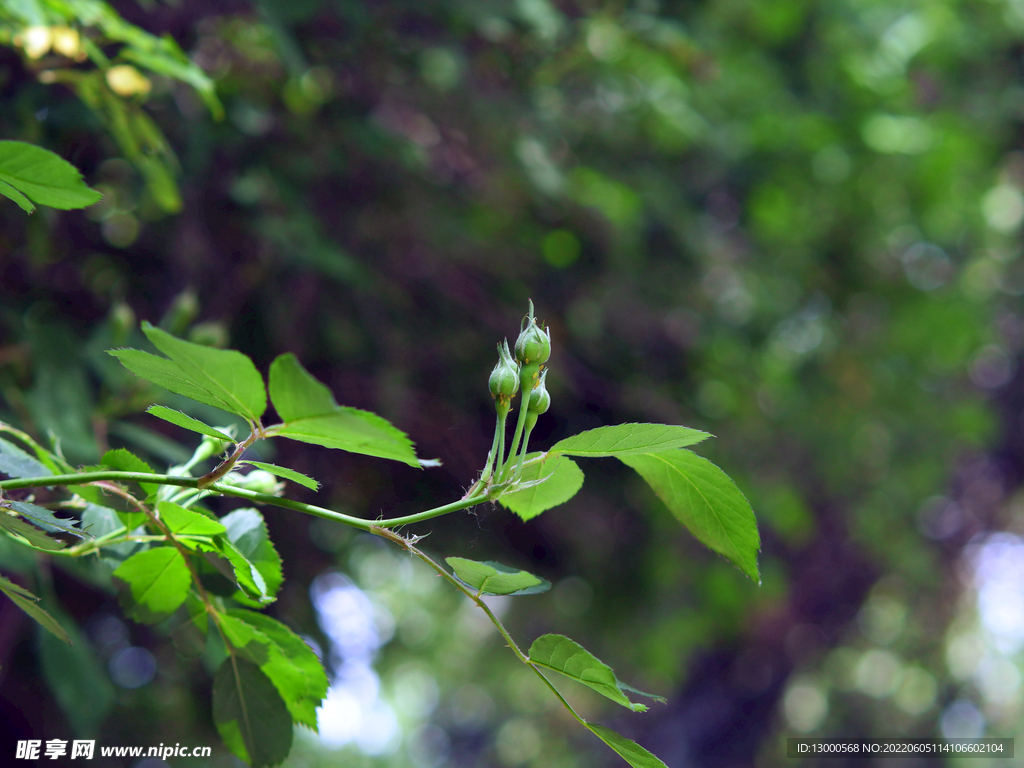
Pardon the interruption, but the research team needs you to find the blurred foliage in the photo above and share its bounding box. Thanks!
[3,0,1024,766]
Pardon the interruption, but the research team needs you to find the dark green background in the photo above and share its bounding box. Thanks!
[2,1,1023,766]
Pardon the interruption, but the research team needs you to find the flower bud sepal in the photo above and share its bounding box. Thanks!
[513,299,551,366]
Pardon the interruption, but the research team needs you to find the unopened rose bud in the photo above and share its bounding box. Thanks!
[489,339,520,405]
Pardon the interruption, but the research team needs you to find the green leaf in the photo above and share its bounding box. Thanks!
[101,448,159,498]
[528,634,663,712]
[0,426,65,474]
[586,722,669,768]
[268,353,419,467]
[446,557,551,596]
[109,322,266,422]
[0,435,53,479]
[499,452,584,521]
[0,178,34,213]
[112,546,192,623]
[213,656,293,768]
[223,610,328,731]
[158,501,227,536]
[146,405,234,440]
[619,450,760,582]
[0,140,103,211]
[5,500,88,539]
[39,604,115,736]
[0,576,71,643]
[0,512,65,551]
[550,423,711,457]
[241,460,319,491]
[221,508,283,602]
[216,539,269,603]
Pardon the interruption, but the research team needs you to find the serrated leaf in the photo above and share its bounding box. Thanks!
[158,501,227,536]
[0,140,103,211]
[217,538,269,602]
[101,448,158,498]
[0,576,70,643]
[550,423,710,457]
[499,452,584,521]
[222,610,328,731]
[112,547,191,623]
[446,557,551,596]
[147,405,233,440]
[213,656,293,768]
[619,450,760,582]
[39,604,114,736]
[221,508,282,602]
[0,435,52,479]
[268,353,419,467]
[528,634,662,712]
[5,500,88,539]
[586,723,669,768]
[241,461,319,491]
[109,322,266,422]
[141,323,266,421]
[0,512,65,551]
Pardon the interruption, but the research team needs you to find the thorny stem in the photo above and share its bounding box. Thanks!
[372,525,587,728]
[196,425,263,488]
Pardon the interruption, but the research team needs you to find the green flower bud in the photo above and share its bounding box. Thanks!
[193,436,230,464]
[489,339,520,403]
[514,300,551,366]
[527,368,551,415]
[223,469,283,496]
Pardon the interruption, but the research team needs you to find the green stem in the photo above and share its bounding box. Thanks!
[513,415,538,482]
[374,526,586,727]
[0,471,488,532]
[478,409,505,485]
[502,363,538,480]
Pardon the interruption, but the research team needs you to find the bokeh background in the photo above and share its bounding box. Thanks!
[2,1,1024,766]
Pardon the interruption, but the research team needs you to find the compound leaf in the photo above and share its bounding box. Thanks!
[446,557,550,596]
[0,140,102,211]
[213,656,293,768]
[619,450,760,582]
[528,634,663,712]
[550,423,710,458]
[586,722,669,768]
[268,353,419,467]
[146,405,233,441]
[499,452,584,521]
[112,546,191,623]
[110,322,266,422]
